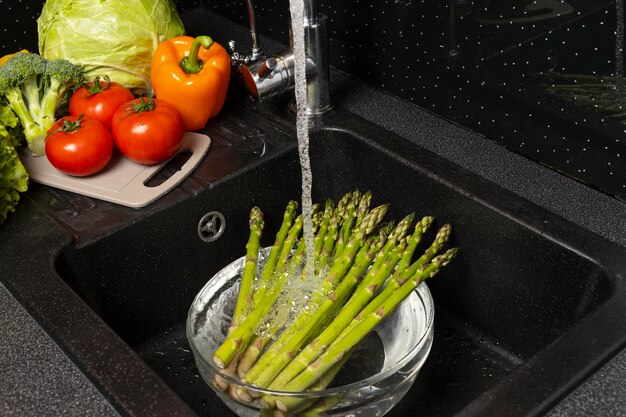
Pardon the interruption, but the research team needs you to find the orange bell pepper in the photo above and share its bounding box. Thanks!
[151,36,230,131]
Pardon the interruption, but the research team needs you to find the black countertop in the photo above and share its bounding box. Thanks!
[2,8,626,417]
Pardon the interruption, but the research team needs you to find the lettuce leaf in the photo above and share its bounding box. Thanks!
[0,105,28,225]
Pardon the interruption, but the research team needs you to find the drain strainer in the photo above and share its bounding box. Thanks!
[197,211,226,242]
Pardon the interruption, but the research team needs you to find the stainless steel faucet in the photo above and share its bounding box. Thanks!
[230,0,332,116]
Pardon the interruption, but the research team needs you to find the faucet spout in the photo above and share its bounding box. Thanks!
[304,0,318,24]
[237,2,332,116]
[245,0,263,62]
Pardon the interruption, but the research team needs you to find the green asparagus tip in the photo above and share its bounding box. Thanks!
[436,223,452,242]
[419,216,435,231]
[250,206,264,223]
[286,200,299,212]
[433,247,459,267]
[399,212,415,229]
[312,211,323,227]
[337,191,352,210]
[363,204,389,231]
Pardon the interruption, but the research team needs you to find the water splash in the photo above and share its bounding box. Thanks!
[289,0,315,278]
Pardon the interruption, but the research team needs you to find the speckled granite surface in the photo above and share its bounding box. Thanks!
[548,352,626,417]
[0,283,120,417]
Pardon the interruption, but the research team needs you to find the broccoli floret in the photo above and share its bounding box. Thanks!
[0,52,83,156]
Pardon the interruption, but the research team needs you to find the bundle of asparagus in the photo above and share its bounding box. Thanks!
[211,190,458,415]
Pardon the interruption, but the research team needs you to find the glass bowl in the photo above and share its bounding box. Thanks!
[187,249,435,417]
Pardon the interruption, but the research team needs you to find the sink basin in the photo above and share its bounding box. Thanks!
[50,108,626,417]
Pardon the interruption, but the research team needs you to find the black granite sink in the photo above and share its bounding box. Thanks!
[51,108,626,417]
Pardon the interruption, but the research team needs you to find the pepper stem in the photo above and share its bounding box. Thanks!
[180,36,215,74]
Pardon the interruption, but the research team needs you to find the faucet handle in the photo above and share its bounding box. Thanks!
[229,40,264,72]
[228,40,245,70]
[228,40,237,54]
[228,40,245,71]
[258,58,277,79]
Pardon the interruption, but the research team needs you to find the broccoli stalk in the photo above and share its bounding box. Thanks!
[0,52,83,156]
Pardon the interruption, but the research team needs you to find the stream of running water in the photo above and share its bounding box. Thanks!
[289,0,315,278]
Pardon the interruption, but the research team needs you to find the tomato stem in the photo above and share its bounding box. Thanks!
[179,35,214,74]
[81,75,112,97]
[128,96,156,113]
[47,115,84,138]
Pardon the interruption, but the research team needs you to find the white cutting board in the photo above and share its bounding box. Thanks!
[21,132,211,208]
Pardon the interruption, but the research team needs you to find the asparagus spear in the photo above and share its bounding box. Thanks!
[397,215,433,272]
[276,214,304,272]
[252,201,299,308]
[354,190,372,227]
[230,207,264,332]
[317,191,352,267]
[313,200,333,260]
[317,206,343,273]
[219,208,264,391]
[334,190,361,259]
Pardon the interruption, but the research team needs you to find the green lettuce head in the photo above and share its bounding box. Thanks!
[37,0,185,95]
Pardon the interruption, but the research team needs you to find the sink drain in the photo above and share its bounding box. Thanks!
[197,211,226,242]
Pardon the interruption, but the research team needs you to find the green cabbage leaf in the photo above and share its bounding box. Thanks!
[0,105,28,225]
[37,0,185,95]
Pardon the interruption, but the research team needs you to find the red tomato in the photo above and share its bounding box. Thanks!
[45,115,114,177]
[111,97,185,165]
[69,76,134,128]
